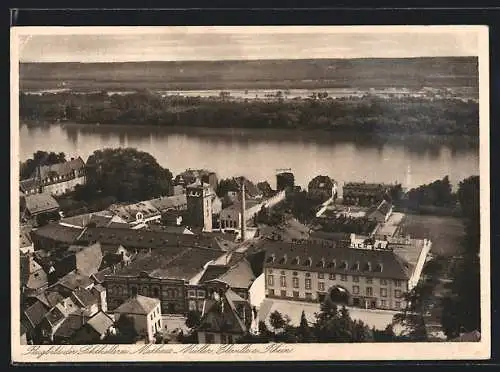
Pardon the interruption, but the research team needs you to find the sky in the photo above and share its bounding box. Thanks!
[17,26,480,63]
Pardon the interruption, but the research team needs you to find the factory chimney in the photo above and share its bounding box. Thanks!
[240,178,246,241]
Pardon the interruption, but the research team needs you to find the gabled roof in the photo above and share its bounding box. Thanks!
[114,295,160,316]
[72,288,99,308]
[264,241,411,280]
[74,242,103,277]
[58,271,94,291]
[36,157,85,180]
[91,267,113,284]
[86,311,114,335]
[209,258,256,289]
[198,265,230,284]
[24,301,49,329]
[77,226,229,251]
[149,194,187,212]
[44,306,66,327]
[23,193,60,215]
[112,246,225,281]
[53,313,86,339]
[31,223,82,244]
[198,289,249,334]
[20,178,38,192]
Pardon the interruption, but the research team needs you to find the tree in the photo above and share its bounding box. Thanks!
[269,310,289,333]
[441,175,480,339]
[297,310,314,342]
[185,310,202,330]
[84,148,173,202]
[20,151,67,180]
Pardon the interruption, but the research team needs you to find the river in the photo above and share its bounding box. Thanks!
[19,123,479,192]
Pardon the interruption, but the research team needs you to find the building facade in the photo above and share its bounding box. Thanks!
[20,157,87,197]
[105,272,186,315]
[113,295,163,343]
[263,241,412,311]
[186,182,214,232]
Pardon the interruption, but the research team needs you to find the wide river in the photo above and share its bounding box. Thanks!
[19,123,479,192]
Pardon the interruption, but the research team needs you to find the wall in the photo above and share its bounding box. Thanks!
[264,267,407,311]
[42,175,86,196]
[106,276,187,315]
[408,239,432,290]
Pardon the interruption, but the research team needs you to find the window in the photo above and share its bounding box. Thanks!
[352,276,359,282]
[280,290,287,297]
[292,271,298,276]
[305,279,312,290]
[188,290,196,298]
[394,280,402,287]
[395,290,402,298]
[353,285,360,295]
[268,289,275,296]
[153,287,160,297]
[340,275,348,281]
[293,277,299,288]
[221,334,227,343]
[280,276,287,287]
[267,275,274,286]
[318,273,324,279]
[380,279,387,286]
[366,287,373,296]
[318,282,325,291]
[268,269,273,274]
[131,286,138,296]
[380,288,387,297]
[395,301,401,309]
[305,272,311,277]
[305,293,312,301]
[197,290,206,298]
[366,277,373,284]
[293,291,299,298]
[329,273,336,280]
[381,300,387,308]
[280,270,286,275]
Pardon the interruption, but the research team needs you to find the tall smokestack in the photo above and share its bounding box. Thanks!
[241,179,246,241]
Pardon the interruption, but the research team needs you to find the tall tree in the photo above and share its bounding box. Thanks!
[441,175,481,339]
[84,148,173,202]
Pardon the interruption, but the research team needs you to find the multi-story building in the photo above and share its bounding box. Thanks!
[20,157,86,197]
[342,182,392,207]
[113,295,163,343]
[262,240,428,311]
[104,244,226,315]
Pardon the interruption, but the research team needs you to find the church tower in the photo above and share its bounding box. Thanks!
[186,181,213,232]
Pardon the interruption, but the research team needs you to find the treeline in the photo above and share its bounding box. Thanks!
[19,91,479,136]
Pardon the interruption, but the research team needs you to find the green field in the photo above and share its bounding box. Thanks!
[399,214,466,257]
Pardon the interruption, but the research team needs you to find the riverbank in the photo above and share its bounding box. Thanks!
[19,91,479,137]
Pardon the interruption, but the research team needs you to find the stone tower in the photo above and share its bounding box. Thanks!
[186,181,213,232]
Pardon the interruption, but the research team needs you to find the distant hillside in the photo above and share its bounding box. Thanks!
[19,57,478,91]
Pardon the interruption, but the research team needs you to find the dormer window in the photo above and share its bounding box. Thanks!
[351,262,360,271]
[291,256,300,265]
[304,257,312,267]
[316,258,326,268]
[340,260,348,270]
[266,255,275,264]
[327,260,336,269]
[363,262,372,272]
[374,263,383,272]
[278,255,287,265]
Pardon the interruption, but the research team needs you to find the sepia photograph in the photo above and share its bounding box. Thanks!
[11,25,490,362]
